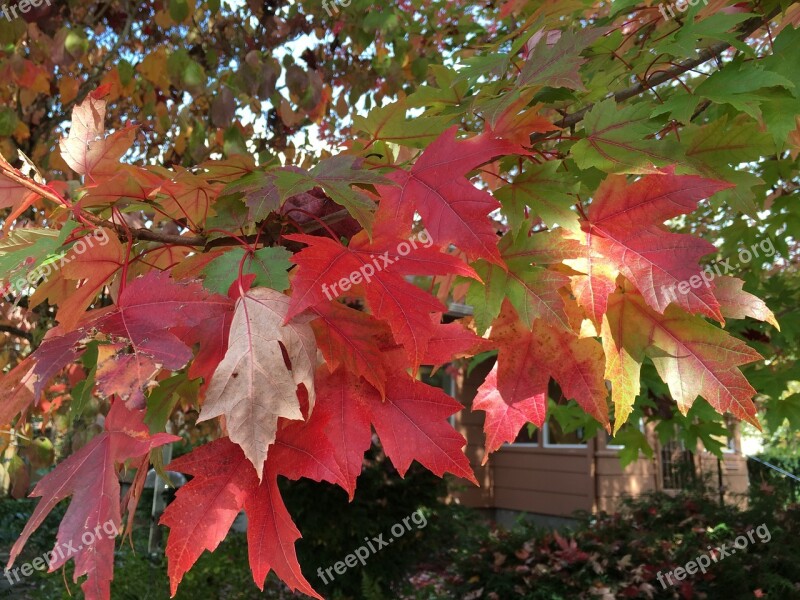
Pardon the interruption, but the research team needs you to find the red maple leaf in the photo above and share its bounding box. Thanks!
[27,271,233,408]
[573,169,731,322]
[474,303,609,459]
[374,126,525,264]
[314,367,477,496]
[285,230,476,368]
[6,402,178,600]
[161,405,346,599]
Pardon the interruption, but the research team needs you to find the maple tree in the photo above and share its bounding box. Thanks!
[1,0,799,598]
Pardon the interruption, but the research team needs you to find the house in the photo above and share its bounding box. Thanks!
[436,358,750,525]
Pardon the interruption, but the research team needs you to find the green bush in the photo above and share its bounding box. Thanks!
[399,486,800,599]
[747,451,800,505]
[282,444,457,599]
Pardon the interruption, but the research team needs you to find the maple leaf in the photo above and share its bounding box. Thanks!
[162,413,344,599]
[0,154,63,232]
[683,114,775,216]
[712,276,779,329]
[0,222,78,288]
[466,229,572,334]
[285,231,476,368]
[153,168,223,228]
[26,271,233,408]
[374,126,524,264]
[572,99,685,174]
[77,165,163,209]
[518,28,607,90]
[0,357,36,425]
[495,160,582,233]
[419,319,491,367]
[473,362,545,459]
[569,169,731,323]
[30,228,125,331]
[201,246,291,295]
[59,93,138,180]
[369,372,478,483]
[603,288,763,428]
[7,402,178,600]
[352,99,453,147]
[311,301,389,396]
[0,155,38,210]
[92,271,232,373]
[30,328,86,400]
[312,367,374,498]
[198,287,317,479]
[485,91,559,146]
[473,304,609,458]
[282,155,390,231]
[369,375,478,485]
[315,366,477,493]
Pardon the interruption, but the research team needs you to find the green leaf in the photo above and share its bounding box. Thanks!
[694,59,795,120]
[202,246,291,294]
[405,65,469,113]
[572,99,684,173]
[764,394,800,432]
[254,155,393,232]
[0,107,17,136]
[661,12,755,58]
[465,231,572,334]
[145,374,199,434]
[611,426,653,468]
[118,59,135,86]
[65,30,89,57]
[169,0,190,22]
[0,221,78,288]
[204,195,250,236]
[352,100,454,148]
[496,161,581,233]
[682,115,775,216]
[69,343,98,426]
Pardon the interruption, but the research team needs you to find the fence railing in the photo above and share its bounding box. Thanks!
[746,454,799,503]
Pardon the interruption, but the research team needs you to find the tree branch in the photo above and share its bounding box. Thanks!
[0,325,33,343]
[532,10,778,141]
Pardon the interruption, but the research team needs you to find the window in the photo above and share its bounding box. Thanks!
[604,419,645,450]
[508,424,538,446]
[543,417,586,448]
[660,439,695,490]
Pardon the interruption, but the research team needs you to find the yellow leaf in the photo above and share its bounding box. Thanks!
[138,47,170,90]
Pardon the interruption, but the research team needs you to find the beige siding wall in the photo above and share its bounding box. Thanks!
[450,362,749,516]
[450,359,493,508]
[490,448,593,515]
[595,451,658,513]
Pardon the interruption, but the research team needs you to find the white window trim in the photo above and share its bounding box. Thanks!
[605,419,646,450]
[501,440,539,448]
[542,421,587,448]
